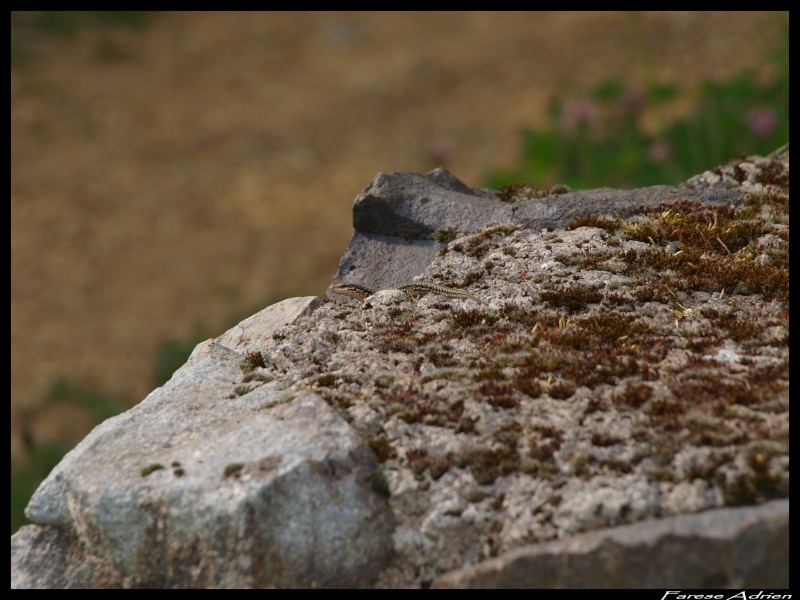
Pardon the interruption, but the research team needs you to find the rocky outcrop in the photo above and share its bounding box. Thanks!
[334,167,742,294]
[13,299,395,589]
[12,148,789,588]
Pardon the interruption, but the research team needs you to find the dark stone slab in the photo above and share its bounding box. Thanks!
[331,169,743,294]
[431,500,789,589]
[510,185,742,231]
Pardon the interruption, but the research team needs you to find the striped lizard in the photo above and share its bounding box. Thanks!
[330,282,485,304]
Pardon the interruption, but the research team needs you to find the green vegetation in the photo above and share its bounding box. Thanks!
[486,22,788,190]
[141,463,165,477]
[155,323,209,388]
[48,378,125,423]
[13,11,152,36]
[240,350,267,373]
[11,11,155,60]
[224,463,244,478]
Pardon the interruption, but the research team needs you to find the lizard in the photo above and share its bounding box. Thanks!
[330,282,486,304]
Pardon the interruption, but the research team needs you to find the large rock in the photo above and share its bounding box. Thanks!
[12,148,789,588]
[13,298,394,588]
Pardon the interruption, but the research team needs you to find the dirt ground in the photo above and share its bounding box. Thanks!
[10,12,787,461]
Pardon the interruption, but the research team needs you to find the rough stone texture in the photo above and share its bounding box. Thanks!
[334,232,439,295]
[352,169,501,238]
[509,185,742,231]
[332,167,743,295]
[11,524,120,589]
[216,295,323,356]
[336,169,503,290]
[14,299,394,588]
[431,499,789,588]
[12,149,789,588]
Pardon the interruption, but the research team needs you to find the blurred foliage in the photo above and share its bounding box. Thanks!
[486,22,789,190]
[11,11,154,60]
[154,297,283,387]
[154,322,210,388]
[47,378,125,423]
[11,9,159,536]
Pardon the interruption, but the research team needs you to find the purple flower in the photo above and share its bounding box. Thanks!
[559,99,599,135]
[621,85,645,114]
[648,141,672,163]
[747,108,778,138]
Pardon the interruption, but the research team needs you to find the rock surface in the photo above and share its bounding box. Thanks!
[333,167,742,293]
[12,149,789,588]
[431,499,789,588]
[14,299,394,588]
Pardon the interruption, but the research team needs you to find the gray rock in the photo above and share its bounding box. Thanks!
[12,149,789,588]
[510,185,741,231]
[216,295,323,356]
[352,169,507,238]
[11,524,120,589]
[332,168,743,295]
[333,231,439,295]
[431,499,789,588]
[335,169,510,290]
[13,299,394,588]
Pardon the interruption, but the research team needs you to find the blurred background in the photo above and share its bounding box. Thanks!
[10,11,788,533]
